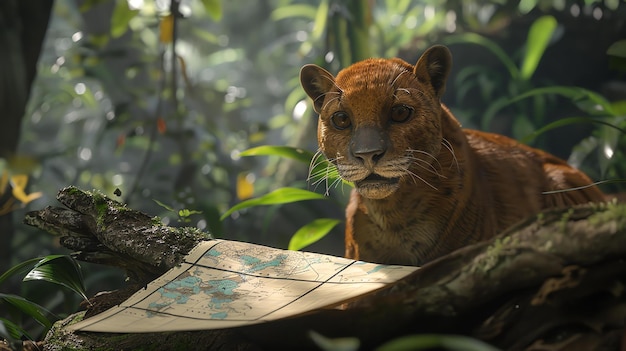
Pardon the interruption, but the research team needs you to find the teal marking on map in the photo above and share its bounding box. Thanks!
[367,265,386,274]
[240,255,261,265]
[152,275,203,306]
[240,254,288,273]
[206,279,238,295]
[145,277,241,318]
[166,276,202,294]
[147,301,171,311]
[145,275,207,316]
[210,312,228,319]
[203,280,239,310]
[204,248,221,257]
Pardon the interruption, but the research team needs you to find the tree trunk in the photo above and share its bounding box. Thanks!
[0,0,53,272]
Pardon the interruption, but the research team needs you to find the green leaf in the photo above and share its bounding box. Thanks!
[388,0,412,15]
[611,100,626,115]
[309,330,360,351]
[192,28,219,44]
[607,39,626,58]
[568,135,597,169]
[512,115,535,140]
[454,66,493,104]
[0,317,31,342]
[221,187,326,220]
[0,257,44,285]
[507,86,615,116]
[24,255,88,301]
[311,0,330,41]
[78,0,108,12]
[271,4,317,21]
[481,96,512,130]
[288,218,341,251]
[0,294,55,330]
[414,12,443,37]
[605,0,620,10]
[154,199,176,212]
[284,88,307,119]
[521,116,626,144]
[201,0,222,21]
[240,146,314,164]
[597,117,624,177]
[179,209,202,217]
[518,0,538,14]
[376,334,500,351]
[444,33,519,80]
[204,48,245,66]
[111,0,139,38]
[520,16,557,80]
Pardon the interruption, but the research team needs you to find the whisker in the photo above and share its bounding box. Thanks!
[321,95,341,111]
[307,149,324,171]
[307,150,327,180]
[542,179,623,195]
[398,155,441,178]
[399,148,444,189]
[307,150,344,196]
[405,168,438,191]
[327,176,344,196]
[323,157,334,195]
[441,138,459,170]
[407,148,443,172]
[308,169,334,187]
[407,157,447,179]
[389,70,408,88]
[393,88,411,100]
[312,91,340,111]
[322,156,344,195]
[309,171,332,193]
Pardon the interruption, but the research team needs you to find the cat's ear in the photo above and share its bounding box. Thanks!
[300,64,337,113]
[413,45,452,98]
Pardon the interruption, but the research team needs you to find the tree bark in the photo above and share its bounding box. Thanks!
[23,187,626,350]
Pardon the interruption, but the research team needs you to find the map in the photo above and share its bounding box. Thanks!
[70,240,419,333]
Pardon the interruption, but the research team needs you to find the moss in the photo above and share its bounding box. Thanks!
[469,223,528,274]
[588,200,626,229]
[150,216,163,226]
[536,212,544,222]
[64,186,83,195]
[558,207,575,233]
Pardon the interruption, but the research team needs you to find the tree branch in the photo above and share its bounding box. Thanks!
[24,187,626,350]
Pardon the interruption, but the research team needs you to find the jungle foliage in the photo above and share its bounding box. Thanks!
[1,0,625,345]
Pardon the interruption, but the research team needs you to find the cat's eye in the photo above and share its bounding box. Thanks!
[390,105,413,123]
[330,112,351,130]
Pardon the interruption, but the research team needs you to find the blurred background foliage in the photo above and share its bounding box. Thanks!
[1,0,625,342]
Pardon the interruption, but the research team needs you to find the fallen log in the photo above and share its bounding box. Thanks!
[22,187,626,350]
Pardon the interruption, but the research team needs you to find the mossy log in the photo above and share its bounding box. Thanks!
[21,187,626,350]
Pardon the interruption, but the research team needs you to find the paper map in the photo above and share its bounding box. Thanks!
[70,240,418,333]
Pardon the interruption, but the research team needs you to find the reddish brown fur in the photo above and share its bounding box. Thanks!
[300,46,605,266]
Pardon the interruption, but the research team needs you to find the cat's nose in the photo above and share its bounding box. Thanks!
[351,126,388,168]
[353,148,385,168]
